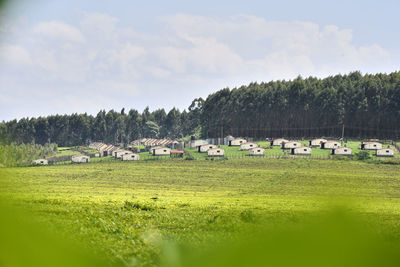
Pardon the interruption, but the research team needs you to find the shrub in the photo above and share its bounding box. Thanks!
[354,151,371,161]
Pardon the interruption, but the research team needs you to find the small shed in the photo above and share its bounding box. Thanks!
[153,147,171,156]
[229,138,247,146]
[149,146,163,154]
[361,142,383,150]
[376,148,394,157]
[224,135,235,145]
[121,153,140,161]
[32,159,48,165]
[281,141,301,149]
[331,147,352,156]
[309,138,327,147]
[71,155,90,163]
[291,147,312,155]
[198,144,217,153]
[270,138,289,146]
[190,140,208,149]
[249,147,265,156]
[321,141,341,149]
[114,150,132,159]
[170,150,184,158]
[240,142,258,151]
[208,148,225,157]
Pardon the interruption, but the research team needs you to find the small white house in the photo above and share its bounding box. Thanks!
[309,138,327,147]
[190,140,208,149]
[208,148,225,157]
[281,141,301,149]
[71,155,90,163]
[153,147,171,156]
[32,159,48,165]
[321,141,341,149]
[270,138,289,146]
[361,142,383,150]
[249,147,265,156]
[198,144,217,153]
[229,138,247,146]
[121,153,140,161]
[240,142,258,151]
[149,146,162,154]
[331,147,352,156]
[376,148,394,157]
[114,150,132,159]
[291,147,312,155]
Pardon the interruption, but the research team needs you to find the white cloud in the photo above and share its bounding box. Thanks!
[0,12,395,120]
[0,45,32,66]
[33,21,86,43]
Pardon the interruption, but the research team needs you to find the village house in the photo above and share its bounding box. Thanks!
[281,141,301,149]
[224,135,235,145]
[291,147,312,155]
[114,150,132,159]
[149,146,163,154]
[321,141,341,149]
[361,142,383,150]
[331,147,352,156]
[190,139,208,149]
[240,142,258,151]
[32,159,48,165]
[249,147,265,156]
[121,153,140,161]
[270,138,289,146]
[208,148,225,157]
[309,138,327,147]
[376,148,394,157]
[229,138,247,146]
[198,144,217,153]
[71,155,90,163]
[153,147,171,156]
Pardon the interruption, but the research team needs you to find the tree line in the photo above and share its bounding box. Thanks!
[201,71,400,139]
[1,71,400,146]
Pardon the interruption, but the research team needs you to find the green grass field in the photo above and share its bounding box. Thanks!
[1,158,400,265]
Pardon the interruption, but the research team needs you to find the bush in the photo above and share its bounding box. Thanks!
[354,151,371,161]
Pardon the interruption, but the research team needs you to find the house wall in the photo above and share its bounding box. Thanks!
[291,147,311,155]
[249,148,265,156]
[208,149,225,157]
[363,143,383,150]
[199,145,216,153]
[376,149,394,157]
[322,142,341,149]
[240,143,258,150]
[271,139,288,146]
[332,148,352,155]
[230,139,246,146]
[282,142,301,149]
[153,148,171,156]
[310,139,327,147]
[122,154,140,161]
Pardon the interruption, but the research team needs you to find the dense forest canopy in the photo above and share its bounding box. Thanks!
[1,71,400,146]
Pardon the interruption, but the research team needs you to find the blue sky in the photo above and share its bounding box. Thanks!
[1,0,399,120]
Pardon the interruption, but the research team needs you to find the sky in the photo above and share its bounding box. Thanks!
[0,0,399,121]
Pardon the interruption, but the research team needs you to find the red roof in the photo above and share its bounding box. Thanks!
[171,150,184,153]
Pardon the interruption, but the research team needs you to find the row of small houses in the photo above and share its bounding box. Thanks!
[32,137,397,165]
[271,138,394,156]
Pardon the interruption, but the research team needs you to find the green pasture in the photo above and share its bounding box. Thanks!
[1,158,400,265]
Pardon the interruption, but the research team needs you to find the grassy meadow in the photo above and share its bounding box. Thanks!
[1,158,400,266]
